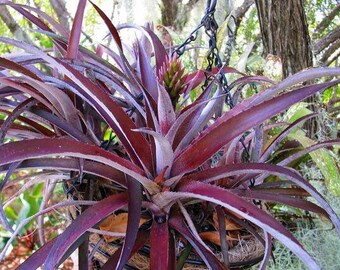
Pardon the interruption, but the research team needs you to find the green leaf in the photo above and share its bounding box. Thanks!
[16,194,31,229]
[32,183,43,197]
[289,133,340,196]
[4,206,17,221]
[283,102,313,123]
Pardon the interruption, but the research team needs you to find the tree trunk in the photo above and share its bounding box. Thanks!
[160,0,200,31]
[255,0,313,78]
[255,0,319,138]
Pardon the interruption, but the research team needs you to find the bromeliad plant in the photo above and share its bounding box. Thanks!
[0,1,340,269]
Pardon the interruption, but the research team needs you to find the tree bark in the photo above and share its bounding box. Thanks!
[255,0,318,137]
[160,0,200,31]
[255,0,313,78]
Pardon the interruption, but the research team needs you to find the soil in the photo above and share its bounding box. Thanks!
[0,243,74,270]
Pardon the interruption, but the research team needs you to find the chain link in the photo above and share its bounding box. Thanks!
[174,0,254,186]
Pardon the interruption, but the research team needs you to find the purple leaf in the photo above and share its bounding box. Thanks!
[31,108,91,143]
[0,98,37,142]
[116,177,142,270]
[169,215,227,270]
[101,230,148,270]
[174,84,224,154]
[150,220,174,270]
[135,129,173,176]
[255,139,340,184]
[44,193,128,269]
[0,161,21,233]
[171,80,339,175]
[17,237,57,270]
[55,60,153,174]
[0,158,126,187]
[136,41,158,101]
[0,57,41,80]
[89,1,123,51]
[260,113,318,162]
[0,138,159,194]
[157,85,176,135]
[118,24,167,73]
[236,189,329,218]
[2,1,68,36]
[183,66,242,94]
[20,77,82,131]
[176,163,340,230]
[174,181,320,269]
[66,0,87,59]
[259,233,273,270]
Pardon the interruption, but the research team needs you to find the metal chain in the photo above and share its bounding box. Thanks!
[173,0,254,186]
[174,0,234,107]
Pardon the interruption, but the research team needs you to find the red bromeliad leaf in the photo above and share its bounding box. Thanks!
[0,57,41,80]
[150,220,173,269]
[277,139,340,167]
[157,84,176,135]
[6,3,53,33]
[20,77,82,131]
[0,38,152,170]
[250,67,340,105]
[116,178,142,270]
[183,66,242,95]
[169,215,228,270]
[174,85,224,154]
[171,80,339,175]
[89,1,123,51]
[259,232,273,270]
[117,24,167,73]
[56,60,153,173]
[101,230,149,270]
[0,158,126,187]
[31,108,92,143]
[260,113,318,162]
[135,129,174,176]
[173,181,320,269]
[228,75,274,90]
[136,42,158,101]
[0,120,43,139]
[235,190,329,218]
[17,237,57,270]
[255,139,340,184]
[2,1,69,36]
[66,0,87,59]
[175,163,340,232]
[165,98,213,146]
[0,78,56,115]
[0,99,55,140]
[44,193,128,270]
[0,138,159,194]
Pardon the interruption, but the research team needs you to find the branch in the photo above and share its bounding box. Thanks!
[325,50,340,66]
[234,0,255,27]
[50,0,70,30]
[320,38,340,64]
[313,26,340,54]
[0,6,33,44]
[223,0,255,65]
[312,3,340,39]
